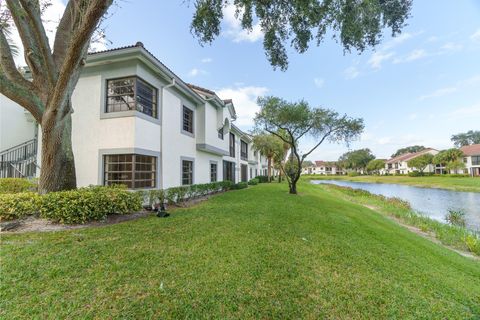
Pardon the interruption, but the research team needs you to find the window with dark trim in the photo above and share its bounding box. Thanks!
[229,133,235,157]
[223,160,235,182]
[104,154,156,189]
[106,77,157,118]
[218,127,224,140]
[210,163,217,182]
[472,156,480,166]
[182,160,193,185]
[183,106,194,134]
[241,140,248,160]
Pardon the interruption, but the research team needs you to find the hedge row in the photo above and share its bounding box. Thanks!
[0,179,255,224]
[0,185,141,224]
[0,178,37,194]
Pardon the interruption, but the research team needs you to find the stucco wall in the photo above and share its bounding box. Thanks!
[0,95,36,151]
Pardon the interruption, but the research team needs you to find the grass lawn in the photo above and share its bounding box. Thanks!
[304,174,480,192]
[1,182,480,319]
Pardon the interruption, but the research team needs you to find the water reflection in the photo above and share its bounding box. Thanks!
[312,180,480,231]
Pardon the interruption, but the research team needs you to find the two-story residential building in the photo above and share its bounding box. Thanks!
[0,43,265,187]
[302,161,343,175]
[460,144,480,177]
[384,148,439,175]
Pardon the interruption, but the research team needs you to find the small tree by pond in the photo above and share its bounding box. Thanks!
[254,96,364,194]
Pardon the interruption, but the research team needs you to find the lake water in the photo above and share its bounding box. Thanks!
[311,180,480,231]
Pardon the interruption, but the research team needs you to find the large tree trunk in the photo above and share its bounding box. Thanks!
[39,103,76,193]
[289,181,297,194]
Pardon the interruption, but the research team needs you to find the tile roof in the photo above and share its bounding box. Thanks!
[460,144,480,156]
[386,148,436,164]
[186,83,216,96]
[314,161,337,167]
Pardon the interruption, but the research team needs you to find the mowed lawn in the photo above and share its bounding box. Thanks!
[1,183,480,319]
[305,174,480,192]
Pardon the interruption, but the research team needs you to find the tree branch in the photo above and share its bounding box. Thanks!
[301,129,333,160]
[48,0,112,114]
[0,70,43,121]
[52,0,78,68]
[0,29,33,90]
[18,0,56,86]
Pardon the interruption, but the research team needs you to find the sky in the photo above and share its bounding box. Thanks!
[10,0,480,161]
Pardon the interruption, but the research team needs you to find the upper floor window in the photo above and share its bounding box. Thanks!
[464,157,468,163]
[241,140,248,160]
[472,156,480,166]
[183,106,194,134]
[104,154,156,189]
[229,133,235,157]
[218,127,224,140]
[106,77,157,118]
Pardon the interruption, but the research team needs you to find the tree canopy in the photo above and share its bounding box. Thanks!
[433,149,464,166]
[338,148,375,171]
[302,160,315,168]
[191,0,412,70]
[451,130,480,147]
[391,145,426,158]
[407,153,433,173]
[366,159,385,174]
[254,96,363,193]
[252,133,285,180]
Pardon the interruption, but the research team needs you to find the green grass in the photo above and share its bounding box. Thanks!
[304,174,480,192]
[1,182,480,319]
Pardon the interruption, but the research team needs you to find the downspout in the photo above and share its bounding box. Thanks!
[161,78,176,189]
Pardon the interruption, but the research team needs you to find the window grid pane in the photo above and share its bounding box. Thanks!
[183,106,193,133]
[104,154,156,189]
[210,163,217,182]
[182,160,193,185]
[106,77,157,118]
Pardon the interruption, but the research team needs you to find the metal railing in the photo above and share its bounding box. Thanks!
[0,139,38,178]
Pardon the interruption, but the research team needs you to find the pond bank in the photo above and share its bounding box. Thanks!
[303,175,480,192]
[315,183,480,257]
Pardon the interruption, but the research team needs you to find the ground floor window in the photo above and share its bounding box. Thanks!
[182,160,194,185]
[104,154,156,189]
[223,161,235,182]
[210,162,217,182]
[241,164,248,182]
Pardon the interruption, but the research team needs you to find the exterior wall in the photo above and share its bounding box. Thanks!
[384,149,439,175]
[0,95,36,151]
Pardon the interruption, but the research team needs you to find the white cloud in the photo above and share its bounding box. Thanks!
[419,87,458,101]
[188,68,207,77]
[216,85,268,128]
[222,4,263,43]
[427,36,439,42]
[471,29,480,42]
[201,58,213,63]
[368,51,395,69]
[448,102,480,119]
[440,42,463,52]
[393,49,427,64]
[313,78,325,88]
[344,66,360,79]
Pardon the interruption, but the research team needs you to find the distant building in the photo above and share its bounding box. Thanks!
[460,144,480,177]
[384,148,439,175]
[302,161,344,175]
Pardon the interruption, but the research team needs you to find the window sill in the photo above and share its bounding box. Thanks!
[101,110,161,125]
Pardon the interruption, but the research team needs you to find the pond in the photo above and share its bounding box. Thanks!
[311,180,480,231]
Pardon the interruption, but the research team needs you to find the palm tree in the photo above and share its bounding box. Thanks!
[252,134,284,182]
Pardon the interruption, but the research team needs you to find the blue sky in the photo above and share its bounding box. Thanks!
[20,0,480,160]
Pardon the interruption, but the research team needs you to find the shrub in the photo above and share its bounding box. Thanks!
[232,182,248,190]
[256,175,269,183]
[0,192,41,221]
[347,171,360,177]
[0,178,37,194]
[248,178,259,185]
[219,180,233,191]
[39,186,141,224]
[445,209,466,227]
[465,234,480,255]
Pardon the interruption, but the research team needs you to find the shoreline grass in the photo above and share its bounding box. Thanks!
[303,174,480,192]
[317,183,480,257]
[1,182,479,318]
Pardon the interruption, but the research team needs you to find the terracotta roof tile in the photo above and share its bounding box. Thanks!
[386,148,436,164]
[460,144,480,156]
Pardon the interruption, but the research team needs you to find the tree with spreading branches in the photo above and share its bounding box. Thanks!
[1,0,411,193]
[0,0,113,193]
[451,130,480,147]
[407,153,433,173]
[254,96,363,194]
